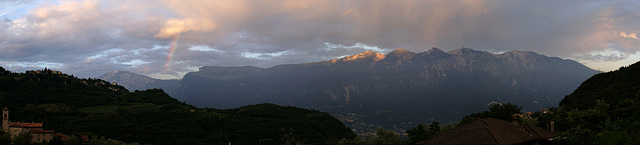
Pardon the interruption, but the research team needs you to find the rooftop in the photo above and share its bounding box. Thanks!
[31,129,54,133]
[416,118,556,145]
[9,122,43,128]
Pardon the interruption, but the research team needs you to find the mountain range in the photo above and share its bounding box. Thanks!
[99,47,599,134]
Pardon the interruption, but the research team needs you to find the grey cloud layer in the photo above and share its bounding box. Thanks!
[0,0,638,79]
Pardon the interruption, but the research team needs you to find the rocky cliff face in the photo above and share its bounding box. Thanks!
[174,48,598,125]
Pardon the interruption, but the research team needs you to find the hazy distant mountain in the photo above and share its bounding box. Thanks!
[98,70,179,96]
[179,48,599,133]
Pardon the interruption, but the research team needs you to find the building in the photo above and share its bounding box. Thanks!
[2,107,55,143]
[415,118,556,145]
[25,68,63,75]
[54,133,89,142]
[2,107,7,133]
[8,122,45,137]
[31,129,54,143]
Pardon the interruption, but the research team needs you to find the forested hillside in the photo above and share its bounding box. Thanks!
[541,61,640,144]
[560,61,640,110]
[0,67,355,145]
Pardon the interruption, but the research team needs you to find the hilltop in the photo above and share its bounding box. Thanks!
[0,67,355,145]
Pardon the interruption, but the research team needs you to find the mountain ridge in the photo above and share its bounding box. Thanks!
[338,50,386,62]
[98,70,179,96]
[172,48,598,134]
[98,48,598,134]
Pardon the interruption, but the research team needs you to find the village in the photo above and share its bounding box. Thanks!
[2,107,88,144]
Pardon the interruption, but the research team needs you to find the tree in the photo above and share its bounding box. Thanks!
[406,124,428,144]
[554,127,597,145]
[372,128,402,145]
[458,103,523,126]
[66,136,80,145]
[406,121,444,144]
[488,103,522,120]
[338,128,404,145]
[0,133,10,145]
[11,132,32,145]
[48,137,63,145]
[429,121,440,133]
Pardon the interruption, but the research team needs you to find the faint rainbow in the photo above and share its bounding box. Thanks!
[165,33,181,72]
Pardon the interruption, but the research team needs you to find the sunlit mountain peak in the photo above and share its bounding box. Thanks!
[340,50,386,62]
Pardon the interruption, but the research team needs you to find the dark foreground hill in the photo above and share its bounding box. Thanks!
[560,61,640,110]
[535,61,640,144]
[0,67,355,145]
[169,48,597,133]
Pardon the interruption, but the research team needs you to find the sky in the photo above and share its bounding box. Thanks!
[0,0,639,79]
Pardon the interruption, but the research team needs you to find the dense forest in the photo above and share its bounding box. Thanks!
[0,67,355,145]
[550,61,640,144]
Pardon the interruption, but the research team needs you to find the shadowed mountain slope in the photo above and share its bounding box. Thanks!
[173,48,598,133]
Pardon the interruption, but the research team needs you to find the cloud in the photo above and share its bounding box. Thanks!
[0,61,63,70]
[620,32,639,39]
[323,43,390,54]
[576,49,640,71]
[155,0,639,55]
[242,50,292,60]
[154,18,218,39]
[576,48,629,62]
[0,0,639,79]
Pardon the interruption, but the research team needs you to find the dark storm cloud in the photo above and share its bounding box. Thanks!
[0,0,638,79]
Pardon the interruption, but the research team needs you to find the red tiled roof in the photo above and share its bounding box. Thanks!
[9,122,43,128]
[59,136,69,142]
[416,118,557,145]
[30,129,54,133]
[81,135,89,142]
[54,134,89,142]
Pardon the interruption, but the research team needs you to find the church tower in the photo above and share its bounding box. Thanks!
[2,107,8,132]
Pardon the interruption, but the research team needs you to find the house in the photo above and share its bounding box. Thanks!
[415,118,556,145]
[541,109,550,114]
[54,133,89,142]
[8,122,45,137]
[31,129,54,143]
[26,68,63,75]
